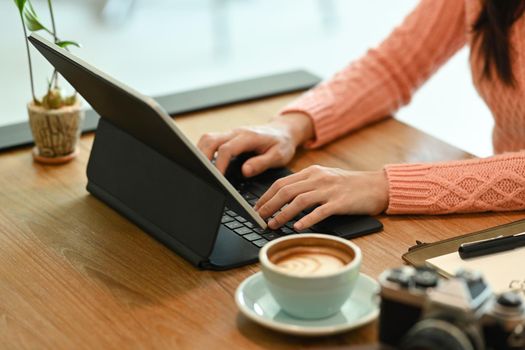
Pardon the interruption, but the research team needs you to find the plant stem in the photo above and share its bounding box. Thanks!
[20,13,37,104]
[47,0,58,43]
[51,69,58,90]
[47,0,59,90]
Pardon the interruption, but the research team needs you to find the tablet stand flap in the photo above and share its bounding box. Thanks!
[86,118,225,265]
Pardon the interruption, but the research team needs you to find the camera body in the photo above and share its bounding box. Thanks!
[378,266,525,350]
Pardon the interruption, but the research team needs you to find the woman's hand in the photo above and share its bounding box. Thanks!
[197,113,314,177]
[254,166,389,230]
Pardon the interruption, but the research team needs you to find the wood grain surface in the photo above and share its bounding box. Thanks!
[0,93,523,349]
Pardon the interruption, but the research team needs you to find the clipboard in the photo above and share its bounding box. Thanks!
[402,218,525,267]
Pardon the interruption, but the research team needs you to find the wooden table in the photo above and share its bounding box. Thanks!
[1,93,523,349]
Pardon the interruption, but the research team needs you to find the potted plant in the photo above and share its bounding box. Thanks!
[14,0,83,164]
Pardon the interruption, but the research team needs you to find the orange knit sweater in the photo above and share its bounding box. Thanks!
[281,0,525,215]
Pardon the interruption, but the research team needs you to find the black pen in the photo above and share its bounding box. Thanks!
[458,232,525,259]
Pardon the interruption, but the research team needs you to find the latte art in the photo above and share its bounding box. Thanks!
[272,246,353,276]
[277,253,345,276]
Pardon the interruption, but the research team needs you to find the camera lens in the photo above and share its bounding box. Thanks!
[400,319,481,350]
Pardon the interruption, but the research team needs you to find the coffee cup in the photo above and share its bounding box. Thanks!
[259,233,362,319]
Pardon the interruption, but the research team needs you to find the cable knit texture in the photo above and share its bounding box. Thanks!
[280,0,525,215]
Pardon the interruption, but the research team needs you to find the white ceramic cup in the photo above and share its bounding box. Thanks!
[259,233,362,319]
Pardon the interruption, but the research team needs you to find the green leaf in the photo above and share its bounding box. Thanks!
[12,0,27,15]
[56,40,82,49]
[23,13,45,31]
[23,2,49,32]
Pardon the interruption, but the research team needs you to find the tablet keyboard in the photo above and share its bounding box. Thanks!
[221,188,322,248]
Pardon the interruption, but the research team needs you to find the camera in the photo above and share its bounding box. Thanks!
[378,266,525,350]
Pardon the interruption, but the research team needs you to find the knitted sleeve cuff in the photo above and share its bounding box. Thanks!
[384,163,436,214]
[279,92,336,149]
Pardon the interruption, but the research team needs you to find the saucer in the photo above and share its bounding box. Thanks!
[235,272,380,336]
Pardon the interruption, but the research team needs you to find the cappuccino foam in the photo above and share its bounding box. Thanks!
[271,246,352,276]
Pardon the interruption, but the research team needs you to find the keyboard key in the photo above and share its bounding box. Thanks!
[221,215,234,223]
[310,224,324,232]
[262,232,280,241]
[253,227,265,234]
[281,227,294,235]
[248,198,258,206]
[226,210,237,217]
[236,183,247,191]
[235,216,247,223]
[244,222,255,228]
[285,221,297,229]
[244,233,262,241]
[242,192,257,201]
[234,227,253,236]
[293,213,305,220]
[296,229,311,234]
[253,239,269,247]
[225,221,244,230]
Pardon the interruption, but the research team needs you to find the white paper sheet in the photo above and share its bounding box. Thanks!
[426,247,525,294]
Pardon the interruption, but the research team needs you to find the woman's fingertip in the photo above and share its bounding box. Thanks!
[243,164,253,176]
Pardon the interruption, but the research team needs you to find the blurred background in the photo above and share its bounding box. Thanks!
[1,0,493,156]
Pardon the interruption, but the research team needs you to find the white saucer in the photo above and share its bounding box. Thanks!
[235,272,380,336]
